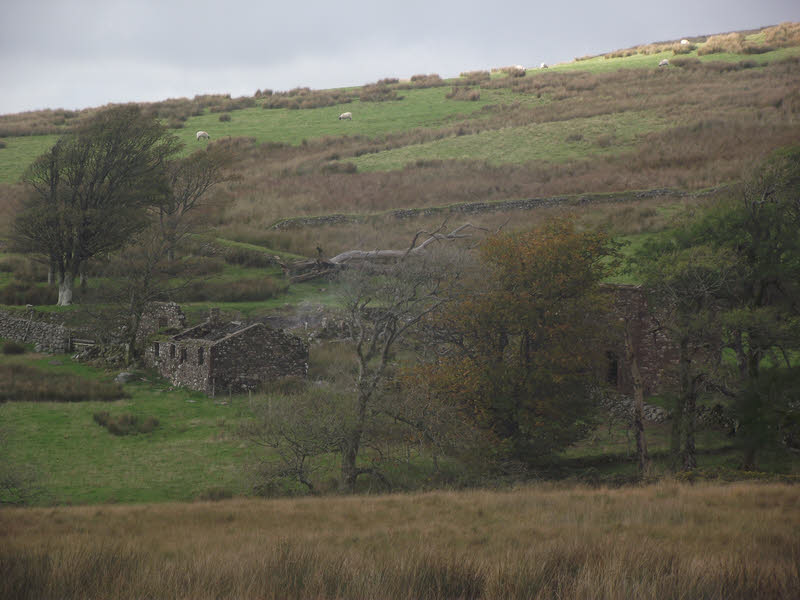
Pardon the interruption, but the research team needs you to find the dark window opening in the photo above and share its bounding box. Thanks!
[170,344,176,359]
[606,351,619,386]
[154,342,160,357]
[198,347,205,365]
[179,347,187,364]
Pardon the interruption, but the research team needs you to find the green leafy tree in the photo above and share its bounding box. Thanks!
[13,105,180,305]
[423,219,618,466]
[635,147,800,469]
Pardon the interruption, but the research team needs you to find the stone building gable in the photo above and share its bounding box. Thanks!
[608,284,679,396]
[145,308,308,396]
[136,302,186,343]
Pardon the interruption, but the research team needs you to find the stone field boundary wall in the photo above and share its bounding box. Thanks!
[0,309,71,353]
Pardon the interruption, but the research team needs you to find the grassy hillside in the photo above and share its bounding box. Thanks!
[1,24,799,509]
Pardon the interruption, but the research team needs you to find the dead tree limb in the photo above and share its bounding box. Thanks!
[329,223,485,265]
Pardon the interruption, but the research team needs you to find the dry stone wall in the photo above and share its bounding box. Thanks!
[0,309,71,353]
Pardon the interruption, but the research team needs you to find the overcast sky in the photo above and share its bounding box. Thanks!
[1,1,798,115]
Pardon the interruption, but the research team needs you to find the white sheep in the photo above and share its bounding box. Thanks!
[680,39,689,45]
[338,112,352,120]
[196,131,210,140]
[540,62,548,69]
[659,59,670,67]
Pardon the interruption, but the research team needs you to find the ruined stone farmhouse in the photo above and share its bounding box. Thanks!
[607,284,679,396]
[144,307,308,396]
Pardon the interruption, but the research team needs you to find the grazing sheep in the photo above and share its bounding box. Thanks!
[540,62,548,69]
[680,39,689,45]
[338,112,352,120]
[659,59,670,67]
[196,131,210,140]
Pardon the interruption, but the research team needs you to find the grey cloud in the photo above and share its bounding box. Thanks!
[1,0,798,114]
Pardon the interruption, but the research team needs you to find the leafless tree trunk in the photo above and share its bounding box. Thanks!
[624,323,649,477]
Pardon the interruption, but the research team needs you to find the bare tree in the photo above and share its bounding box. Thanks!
[336,240,469,492]
[156,145,239,261]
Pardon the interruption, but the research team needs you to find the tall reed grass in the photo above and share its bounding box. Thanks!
[1,482,797,599]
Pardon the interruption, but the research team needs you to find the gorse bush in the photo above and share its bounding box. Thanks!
[263,88,354,110]
[359,83,399,102]
[93,411,159,436]
[459,70,490,85]
[446,87,481,101]
[402,74,445,89]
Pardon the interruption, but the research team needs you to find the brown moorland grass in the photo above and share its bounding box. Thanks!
[1,481,798,599]
[201,59,799,241]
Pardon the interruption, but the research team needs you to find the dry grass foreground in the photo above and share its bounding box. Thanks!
[2,482,798,599]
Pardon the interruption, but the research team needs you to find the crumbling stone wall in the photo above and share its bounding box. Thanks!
[0,309,71,353]
[209,323,308,395]
[136,302,186,343]
[609,284,678,396]
[144,310,308,396]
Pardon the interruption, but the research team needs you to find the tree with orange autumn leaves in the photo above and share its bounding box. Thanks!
[414,219,620,465]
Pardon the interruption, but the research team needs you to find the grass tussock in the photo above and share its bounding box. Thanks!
[92,411,159,436]
[1,482,798,599]
[446,87,481,101]
[0,364,128,403]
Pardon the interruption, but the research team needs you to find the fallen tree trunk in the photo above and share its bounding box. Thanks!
[279,223,485,283]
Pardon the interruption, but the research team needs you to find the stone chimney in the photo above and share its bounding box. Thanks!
[209,307,221,326]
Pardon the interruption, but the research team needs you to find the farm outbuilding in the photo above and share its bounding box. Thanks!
[145,308,308,396]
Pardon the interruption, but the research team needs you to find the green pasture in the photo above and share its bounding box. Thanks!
[1,350,250,504]
[348,110,671,172]
[1,43,796,185]
[0,134,60,183]
[172,86,512,149]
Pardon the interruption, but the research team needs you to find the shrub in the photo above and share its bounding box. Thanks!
[671,57,702,69]
[0,364,128,402]
[698,33,746,55]
[672,43,697,55]
[197,486,234,501]
[0,140,6,149]
[219,113,232,122]
[174,278,286,302]
[93,411,159,436]
[0,255,48,281]
[2,341,26,355]
[221,245,278,268]
[0,282,58,305]
[595,134,614,148]
[446,87,481,101]
[321,162,358,174]
[763,22,800,47]
[459,70,490,84]
[403,74,444,88]
[360,84,399,102]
